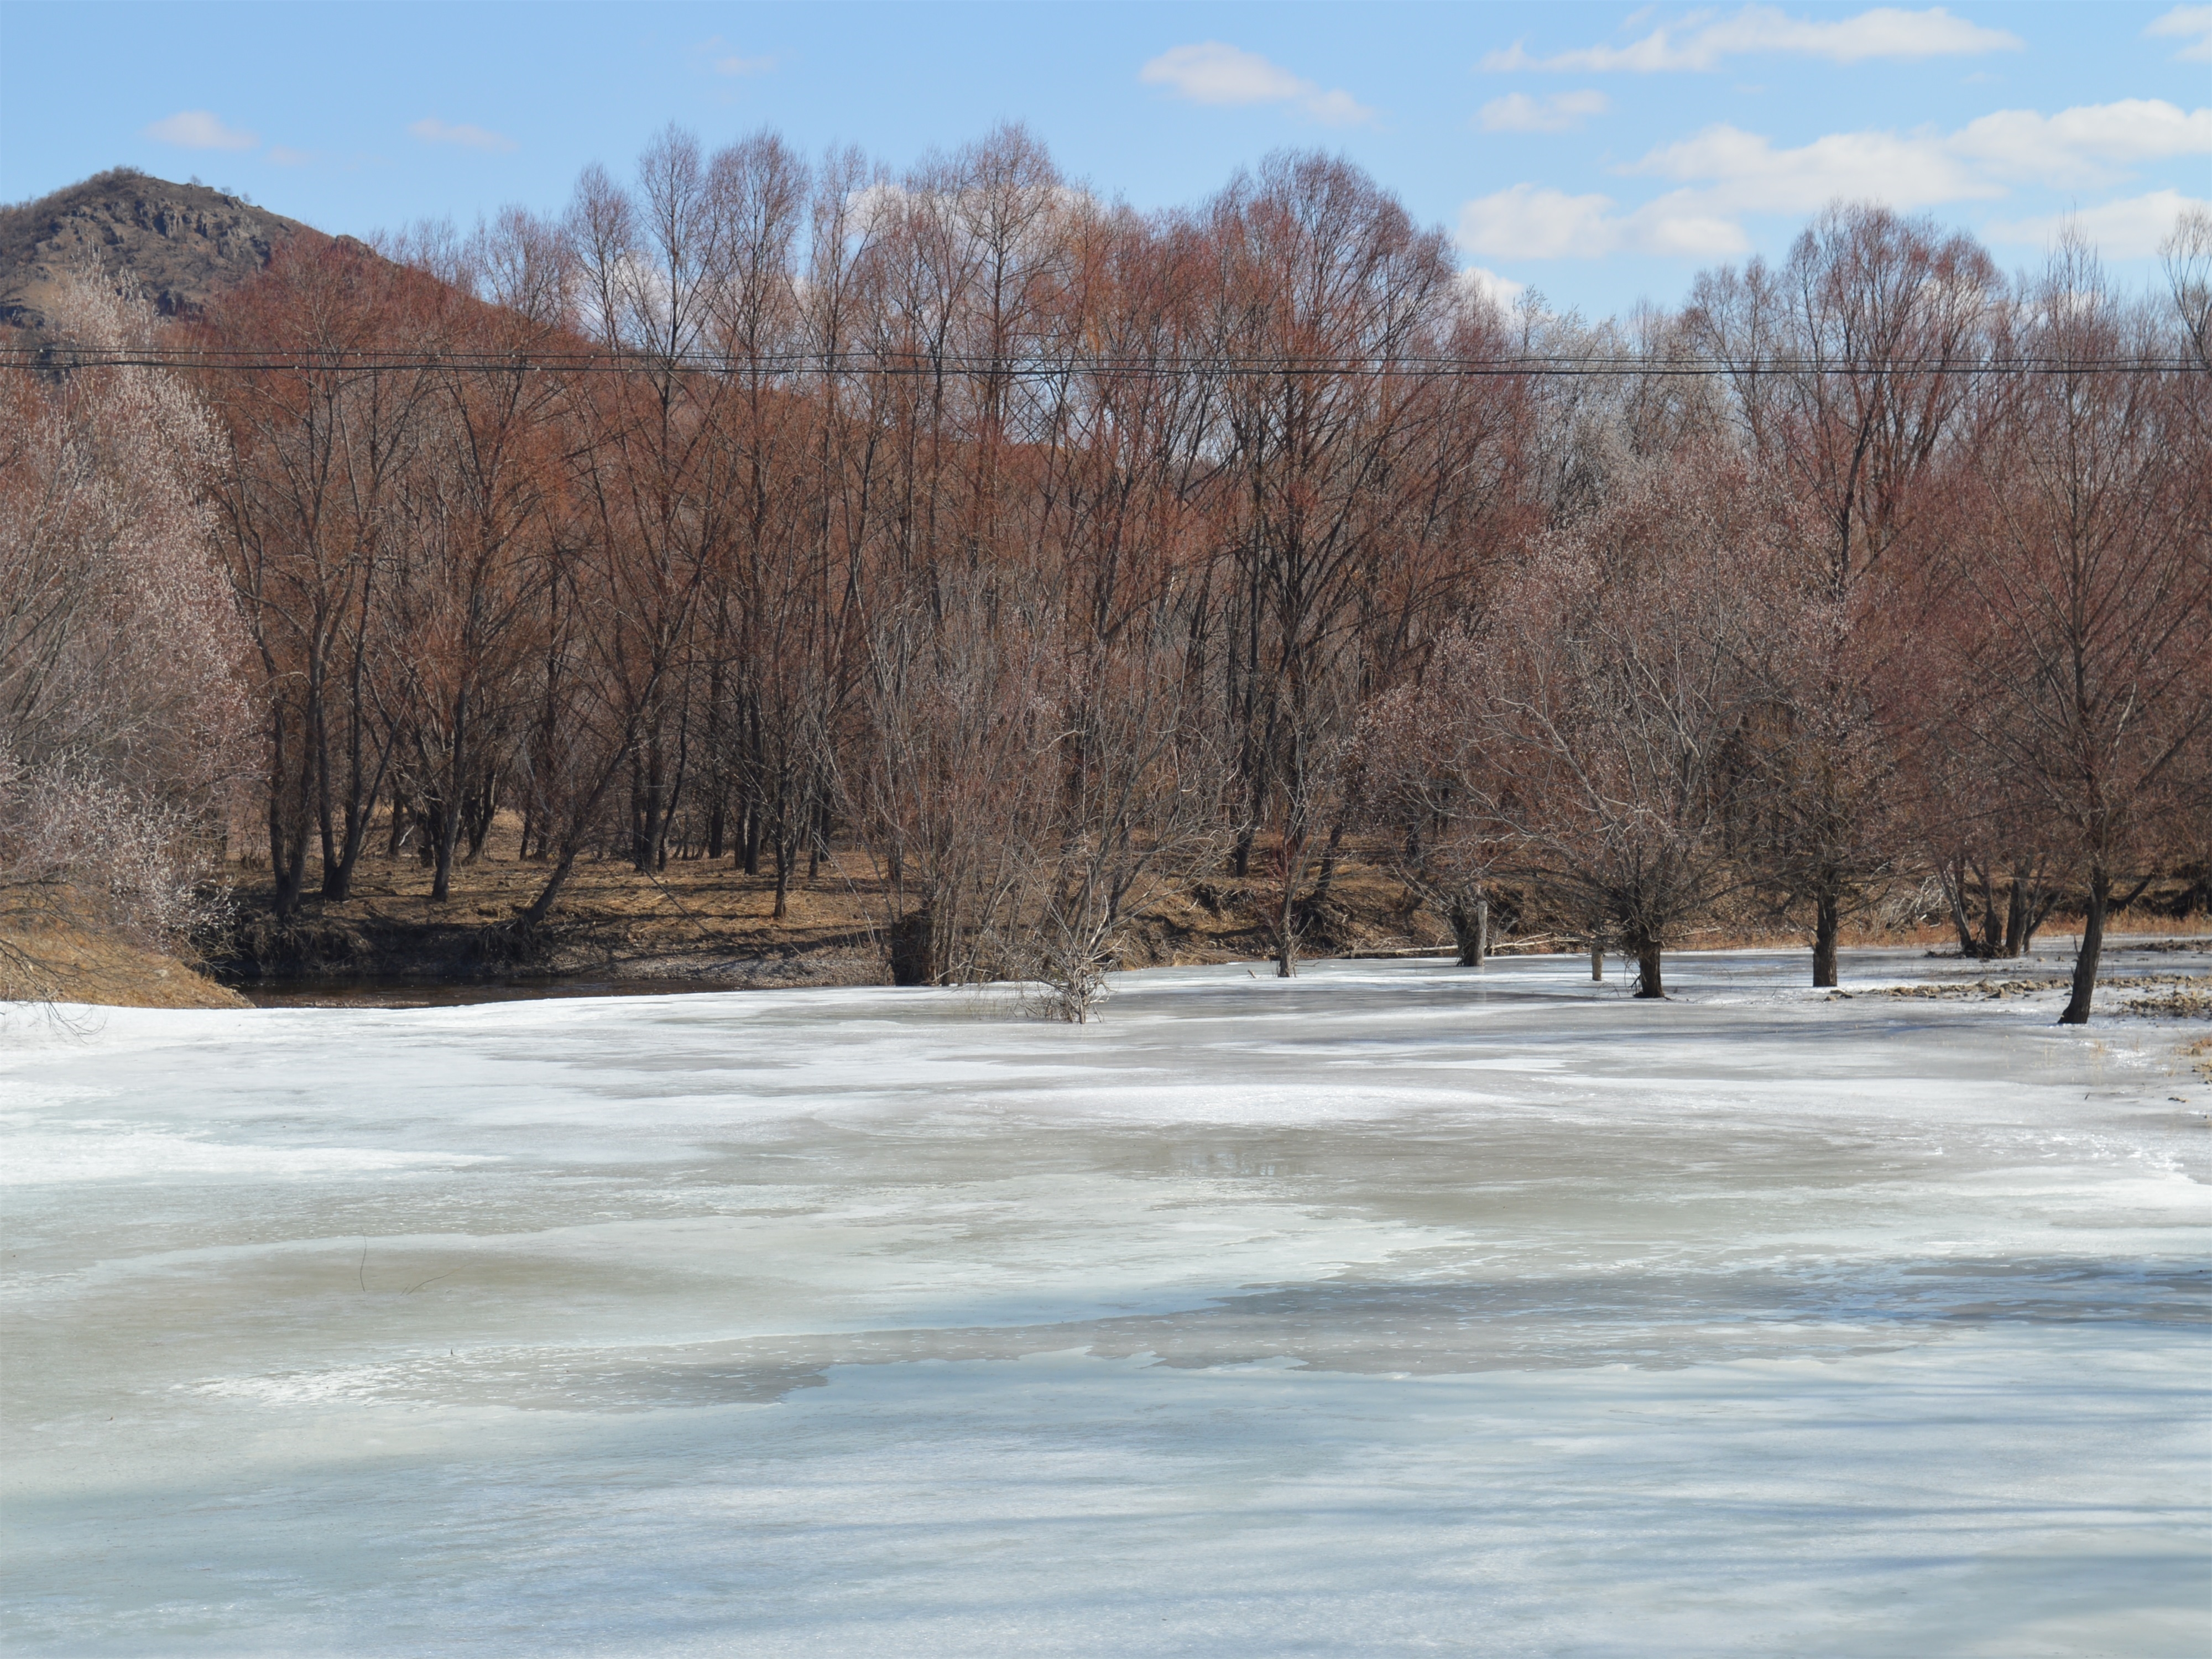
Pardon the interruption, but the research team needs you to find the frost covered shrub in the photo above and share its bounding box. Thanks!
[0,754,236,997]
[0,270,252,991]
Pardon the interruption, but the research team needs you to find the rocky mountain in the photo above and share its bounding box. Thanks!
[0,168,314,334]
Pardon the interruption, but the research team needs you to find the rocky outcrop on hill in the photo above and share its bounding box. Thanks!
[0,168,312,333]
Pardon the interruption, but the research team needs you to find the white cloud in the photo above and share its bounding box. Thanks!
[1950,101,2212,185]
[1457,184,1748,259]
[407,118,519,154]
[144,110,258,152]
[691,35,777,75]
[1141,41,1303,103]
[1626,123,1998,212]
[1462,97,2210,262]
[1302,88,1374,125]
[1985,190,2212,259]
[1632,202,1756,256]
[1482,6,2021,72]
[2147,5,2212,62]
[1479,90,1609,133]
[1460,185,1619,259]
[1139,42,1375,126]
[1627,101,2211,215]
[1457,265,1528,310]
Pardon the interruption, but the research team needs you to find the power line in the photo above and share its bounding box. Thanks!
[1,346,2201,379]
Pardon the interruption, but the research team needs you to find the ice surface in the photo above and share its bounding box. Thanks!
[3,950,2206,1655]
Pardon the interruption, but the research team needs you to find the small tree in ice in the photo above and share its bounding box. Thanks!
[1462,447,1794,998]
[1358,628,1504,966]
[1009,596,1228,1020]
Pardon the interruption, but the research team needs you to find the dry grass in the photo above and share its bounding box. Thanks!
[224,813,885,982]
[207,818,2211,997]
[1871,972,2210,1017]
[1,920,248,1008]
[2042,914,2212,943]
[1665,912,2210,957]
[1883,978,2058,1001]
[1646,920,1956,954]
[2121,984,2212,1022]
[216,817,1453,986]
[2180,1036,2212,1084]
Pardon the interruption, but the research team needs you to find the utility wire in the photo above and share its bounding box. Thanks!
[1,346,2201,378]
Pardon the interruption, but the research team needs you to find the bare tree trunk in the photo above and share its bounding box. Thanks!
[1939,856,1978,955]
[743,797,763,875]
[311,671,336,889]
[1590,939,1604,980]
[658,709,690,872]
[321,622,384,901]
[1634,937,1664,999]
[888,907,933,986]
[267,715,294,907]
[1273,834,1300,978]
[633,734,672,874]
[322,729,387,900]
[2001,867,2031,958]
[465,777,496,862]
[1449,895,1488,967]
[1812,880,1840,987]
[1312,820,1344,898]
[2059,865,2110,1026]
[268,708,311,917]
[520,728,641,931]
[431,691,468,903]
[2110,873,2157,916]
[519,847,580,930]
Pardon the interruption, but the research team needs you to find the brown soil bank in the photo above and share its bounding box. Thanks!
[196,823,2210,999]
[205,836,1455,992]
[2,922,248,1009]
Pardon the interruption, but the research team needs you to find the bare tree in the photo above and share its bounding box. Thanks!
[375,217,568,900]
[515,131,745,925]
[1202,153,1521,973]
[1939,239,2212,1023]
[842,565,1059,985]
[198,235,444,909]
[1357,627,1502,965]
[1691,204,1998,984]
[1465,448,1795,997]
[1010,590,1229,1019]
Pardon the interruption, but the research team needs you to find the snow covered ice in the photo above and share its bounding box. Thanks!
[3,950,2206,1656]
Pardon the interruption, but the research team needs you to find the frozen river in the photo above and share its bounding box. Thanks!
[3,951,2206,1656]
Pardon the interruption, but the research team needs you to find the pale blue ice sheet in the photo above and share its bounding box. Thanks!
[3,951,2206,1655]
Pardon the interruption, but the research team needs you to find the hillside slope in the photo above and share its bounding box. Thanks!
[0,168,311,333]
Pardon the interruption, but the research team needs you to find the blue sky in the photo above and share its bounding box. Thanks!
[4,2,2207,316]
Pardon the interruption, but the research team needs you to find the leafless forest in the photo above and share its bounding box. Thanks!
[4,127,2208,1020]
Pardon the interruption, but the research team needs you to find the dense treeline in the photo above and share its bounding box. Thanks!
[4,126,2208,1020]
